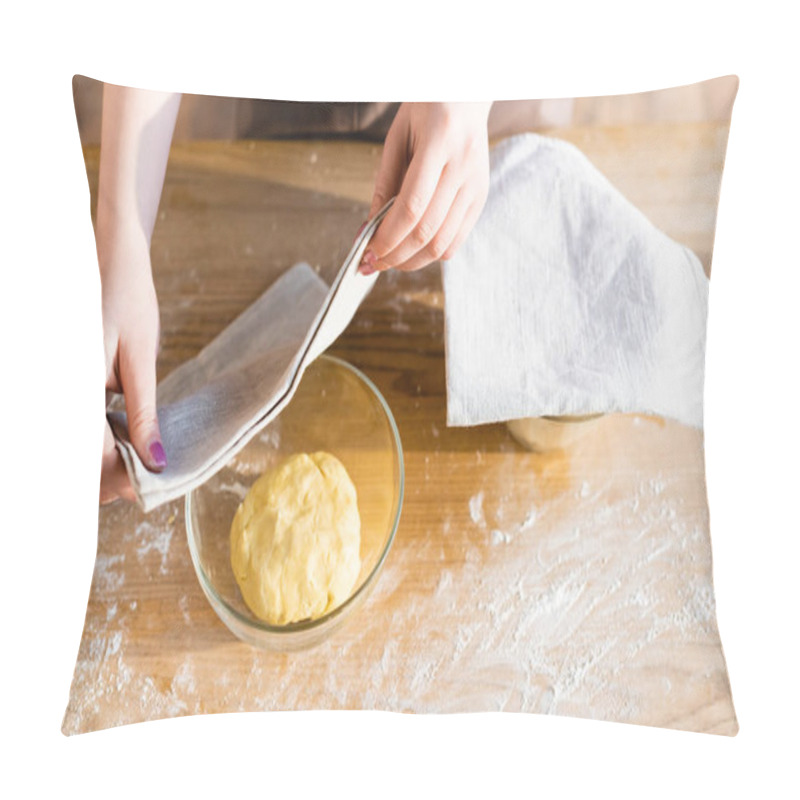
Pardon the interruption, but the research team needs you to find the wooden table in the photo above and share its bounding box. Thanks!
[63,122,737,735]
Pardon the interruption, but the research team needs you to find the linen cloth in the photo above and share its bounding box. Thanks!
[110,261,377,512]
[110,202,392,512]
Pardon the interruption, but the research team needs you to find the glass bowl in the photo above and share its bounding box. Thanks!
[185,355,404,651]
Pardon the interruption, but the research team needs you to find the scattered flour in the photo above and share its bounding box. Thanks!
[217,480,250,499]
[65,419,727,734]
[258,426,281,449]
[491,529,512,545]
[468,491,486,528]
[135,521,173,575]
[95,554,125,592]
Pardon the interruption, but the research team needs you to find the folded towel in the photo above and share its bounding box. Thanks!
[110,202,392,511]
[442,133,709,430]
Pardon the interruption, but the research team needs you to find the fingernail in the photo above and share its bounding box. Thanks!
[359,263,376,276]
[360,249,377,269]
[149,440,167,470]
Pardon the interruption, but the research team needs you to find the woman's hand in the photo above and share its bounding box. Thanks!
[360,102,491,274]
[96,85,180,504]
[98,223,164,505]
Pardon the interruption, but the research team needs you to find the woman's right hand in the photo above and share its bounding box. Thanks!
[98,222,165,505]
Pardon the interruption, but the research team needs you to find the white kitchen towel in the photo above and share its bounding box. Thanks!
[442,133,709,429]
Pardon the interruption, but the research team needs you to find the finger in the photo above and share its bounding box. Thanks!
[392,186,474,272]
[368,122,407,221]
[440,196,487,262]
[376,161,461,270]
[100,422,136,504]
[118,334,166,473]
[362,144,446,270]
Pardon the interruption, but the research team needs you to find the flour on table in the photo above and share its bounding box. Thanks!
[64,418,731,734]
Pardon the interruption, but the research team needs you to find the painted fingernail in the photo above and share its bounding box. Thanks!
[360,249,377,269]
[149,440,167,470]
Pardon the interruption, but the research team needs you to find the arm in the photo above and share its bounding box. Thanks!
[97,85,181,245]
[96,85,180,504]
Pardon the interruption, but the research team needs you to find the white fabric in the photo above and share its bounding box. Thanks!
[442,133,709,430]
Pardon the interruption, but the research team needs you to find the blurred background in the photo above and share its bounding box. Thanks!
[72,75,737,146]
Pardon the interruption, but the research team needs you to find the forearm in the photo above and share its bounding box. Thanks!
[96,84,181,263]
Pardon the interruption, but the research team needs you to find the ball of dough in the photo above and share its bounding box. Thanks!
[230,452,361,625]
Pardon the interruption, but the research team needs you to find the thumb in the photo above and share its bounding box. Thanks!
[119,336,166,473]
[369,123,406,220]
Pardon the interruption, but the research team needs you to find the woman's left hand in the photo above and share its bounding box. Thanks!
[360,102,491,274]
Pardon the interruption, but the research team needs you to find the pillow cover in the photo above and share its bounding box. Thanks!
[63,75,738,735]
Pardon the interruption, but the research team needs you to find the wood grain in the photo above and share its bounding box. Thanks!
[64,122,736,735]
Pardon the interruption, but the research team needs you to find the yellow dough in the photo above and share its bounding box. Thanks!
[230,452,361,625]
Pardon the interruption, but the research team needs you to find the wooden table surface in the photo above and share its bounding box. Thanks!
[63,122,737,735]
